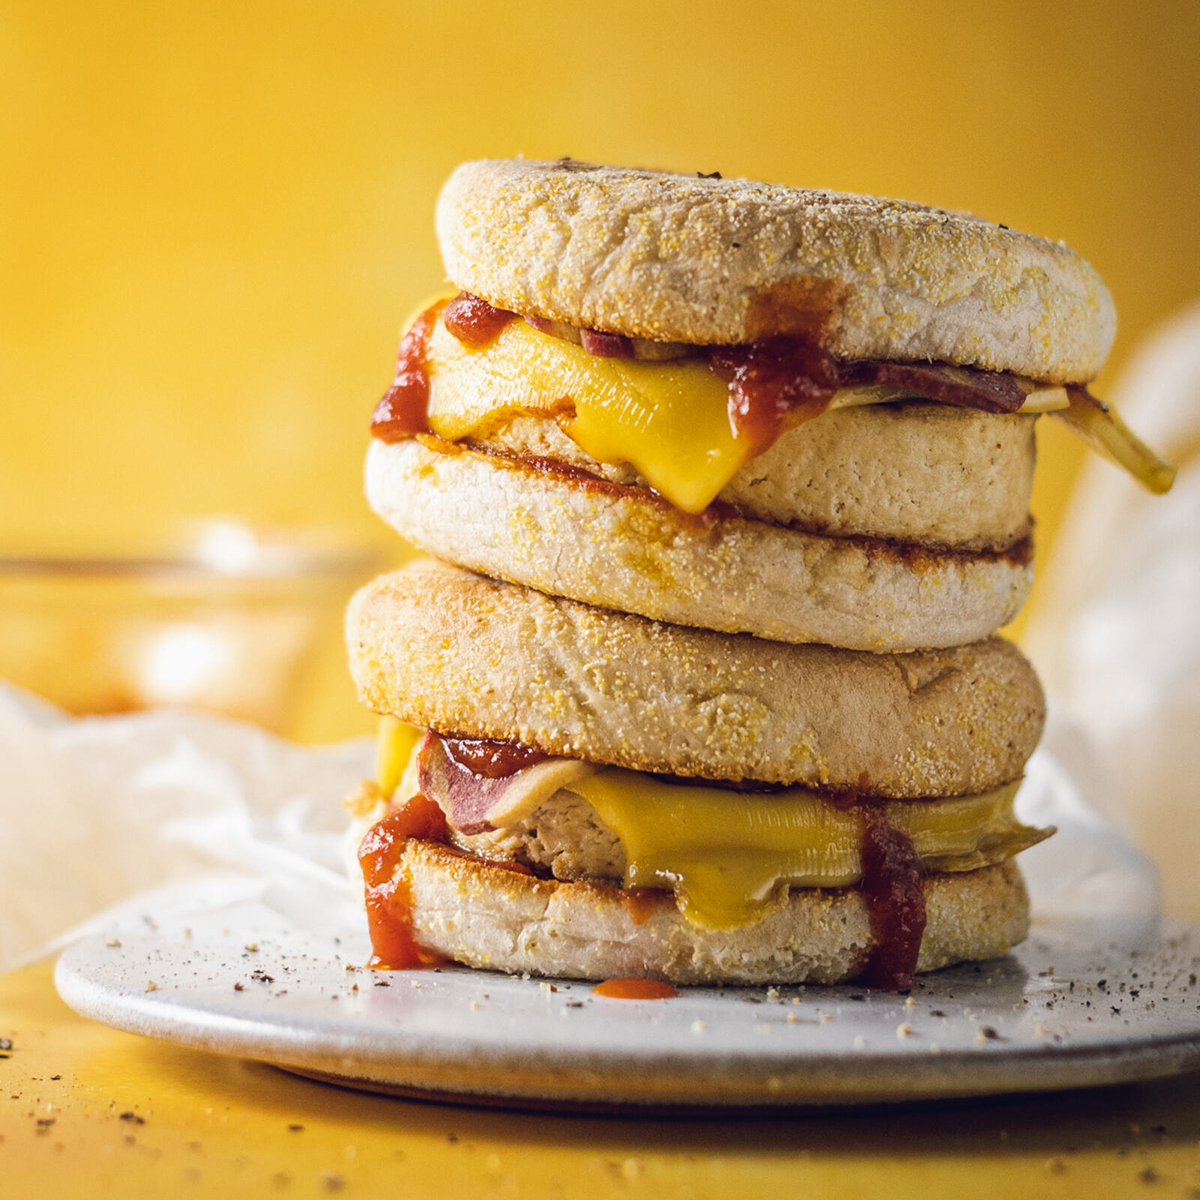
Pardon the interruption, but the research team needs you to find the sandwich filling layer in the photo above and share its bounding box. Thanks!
[417,310,1058,514]
[370,294,1174,506]
[350,721,1051,989]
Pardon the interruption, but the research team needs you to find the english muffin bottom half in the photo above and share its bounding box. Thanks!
[344,562,1050,987]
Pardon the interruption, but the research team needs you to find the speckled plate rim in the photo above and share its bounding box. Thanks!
[53,918,1200,1109]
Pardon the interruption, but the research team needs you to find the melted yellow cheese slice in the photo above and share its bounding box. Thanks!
[375,716,423,797]
[426,318,748,512]
[566,770,1047,930]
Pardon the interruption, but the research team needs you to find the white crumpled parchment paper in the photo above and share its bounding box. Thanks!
[0,684,367,972]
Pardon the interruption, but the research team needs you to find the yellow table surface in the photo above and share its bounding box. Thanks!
[4,961,1200,1200]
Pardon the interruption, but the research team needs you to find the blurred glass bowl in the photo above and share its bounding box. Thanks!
[0,520,379,733]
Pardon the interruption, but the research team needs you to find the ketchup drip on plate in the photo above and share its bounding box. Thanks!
[358,796,449,969]
[441,734,551,779]
[592,978,677,1000]
[443,291,517,349]
[855,802,927,991]
[370,300,447,442]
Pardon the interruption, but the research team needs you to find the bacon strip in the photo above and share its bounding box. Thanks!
[418,732,600,834]
[580,328,634,358]
[841,361,1026,413]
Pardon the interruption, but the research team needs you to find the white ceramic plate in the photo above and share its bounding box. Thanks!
[54,898,1200,1109]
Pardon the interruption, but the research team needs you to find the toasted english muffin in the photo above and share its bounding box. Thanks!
[367,436,1032,652]
[346,561,1045,798]
[437,158,1114,381]
[393,840,1030,985]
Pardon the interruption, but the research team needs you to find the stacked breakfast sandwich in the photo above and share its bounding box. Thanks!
[345,160,1172,989]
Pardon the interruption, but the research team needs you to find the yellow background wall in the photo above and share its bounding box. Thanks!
[2,0,1198,739]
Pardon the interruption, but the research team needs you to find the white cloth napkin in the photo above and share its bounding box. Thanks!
[0,677,1159,973]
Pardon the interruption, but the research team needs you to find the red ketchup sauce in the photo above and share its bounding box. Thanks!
[357,796,449,969]
[855,802,927,991]
[369,293,517,444]
[358,733,550,967]
[369,300,447,442]
[763,788,928,990]
[709,339,843,458]
[441,735,551,778]
[592,978,677,1000]
[623,887,662,927]
[443,291,517,348]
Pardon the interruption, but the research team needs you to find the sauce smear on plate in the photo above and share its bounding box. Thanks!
[592,978,678,1000]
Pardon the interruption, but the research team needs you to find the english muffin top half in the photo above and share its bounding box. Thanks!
[437,158,1114,379]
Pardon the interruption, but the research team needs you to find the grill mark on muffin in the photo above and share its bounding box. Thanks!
[415,432,735,531]
[848,531,1033,571]
[413,433,1034,563]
